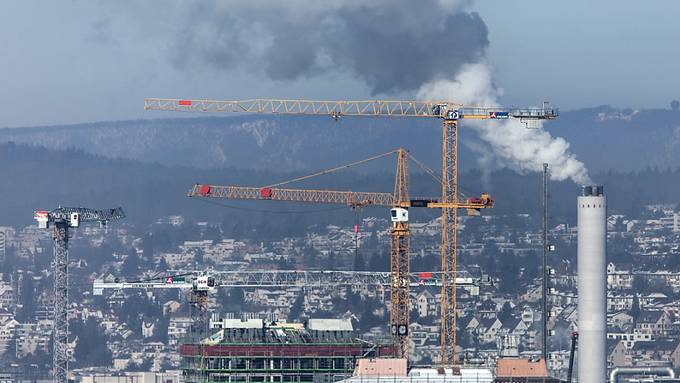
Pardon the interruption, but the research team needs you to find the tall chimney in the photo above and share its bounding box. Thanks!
[577,185,607,383]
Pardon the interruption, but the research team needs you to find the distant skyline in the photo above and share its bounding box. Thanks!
[1,1,679,128]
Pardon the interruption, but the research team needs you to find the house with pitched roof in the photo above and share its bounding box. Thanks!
[478,299,497,319]
[495,358,557,383]
[635,310,672,337]
[476,317,503,344]
[607,339,629,368]
[610,311,634,332]
[415,290,437,318]
[631,338,680,368]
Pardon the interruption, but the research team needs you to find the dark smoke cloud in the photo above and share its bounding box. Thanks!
[138,1,489,95]
[324,8,488,94]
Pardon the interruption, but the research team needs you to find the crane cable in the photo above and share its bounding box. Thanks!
[405,151,474,200]
[263,149,399,188]
[405,151,442,185]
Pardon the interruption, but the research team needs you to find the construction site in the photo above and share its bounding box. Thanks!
[16,90,680,383]
[25,97,614,383]
[6,2,680,383]
[181,318,395,383]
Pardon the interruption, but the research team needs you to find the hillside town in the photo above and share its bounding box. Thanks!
[1,203,680,381]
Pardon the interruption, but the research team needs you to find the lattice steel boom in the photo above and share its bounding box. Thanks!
[93,270,488,292]
[188,184,491,210]
[144,98,557,122]
[35,207,124,383]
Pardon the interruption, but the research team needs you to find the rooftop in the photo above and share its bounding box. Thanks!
[204,318,356,345]
[496,358,548,378]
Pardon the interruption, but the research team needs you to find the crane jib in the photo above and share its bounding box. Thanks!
[144,98,558,121]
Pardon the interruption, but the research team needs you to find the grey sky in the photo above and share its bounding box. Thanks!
[1,0,679,128]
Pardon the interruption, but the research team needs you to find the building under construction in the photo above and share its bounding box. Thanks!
[180,318,396,383]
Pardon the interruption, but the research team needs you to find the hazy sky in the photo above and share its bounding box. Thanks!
[1,1,679,128]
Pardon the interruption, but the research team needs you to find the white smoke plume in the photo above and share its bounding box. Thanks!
[417,62,592,185]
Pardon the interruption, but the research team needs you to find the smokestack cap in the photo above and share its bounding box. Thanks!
[581,185,604,197]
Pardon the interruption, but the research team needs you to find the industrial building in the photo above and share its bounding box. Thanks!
[180,318,396,383]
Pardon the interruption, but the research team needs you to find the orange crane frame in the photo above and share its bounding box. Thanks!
[146,97,557,365]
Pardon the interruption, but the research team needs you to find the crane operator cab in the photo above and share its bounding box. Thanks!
[69,213,80,228]
[35,211,49,229]
[391,208,409,226]
[432,104,459,120]
[194,275,216,292]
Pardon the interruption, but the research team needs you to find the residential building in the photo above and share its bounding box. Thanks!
[631,339,680,368]
[415,290,437,318]
[635,310,672,337]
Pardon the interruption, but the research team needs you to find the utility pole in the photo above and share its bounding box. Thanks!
[542,163,549,363]
[354,223,359,268]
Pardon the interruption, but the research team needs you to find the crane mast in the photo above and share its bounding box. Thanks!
[34,207,124,383]
[440,118,458,364]
[390,149,410,355]
[145,97,557,365]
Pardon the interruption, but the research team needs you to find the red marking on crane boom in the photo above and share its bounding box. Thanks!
[260,188,273,198]
[354,224,359,234]
[199,185,211,196]
[418,272,433,279]
[178,100,192,106]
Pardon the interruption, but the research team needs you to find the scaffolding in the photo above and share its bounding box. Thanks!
[181,319,396,383]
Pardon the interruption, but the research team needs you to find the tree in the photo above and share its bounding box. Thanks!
[498,252,520,293]
[632,275,649,293]
[142,233,155,259]
[353,250,366,271]
[325,251,336,270]
[87,242,115,273]
[671,99,680,111]
[202,224,222,242]
[368,251,389,272]
[128,358,152,371]
[151,315,169,344]
[480,243,499,276]
[122,252,141,277]
[498,302,513,323]
[302,245,318,268]
[220,288,245,312]
[2,246,17,282]
[73,317,112,367]
[630,294,641,321]
[17,275,35,322]
[156,256,169,271]
[288,293,305,321]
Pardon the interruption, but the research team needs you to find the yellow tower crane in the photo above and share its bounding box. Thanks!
[145,97,557,365]
[187,148,492,358]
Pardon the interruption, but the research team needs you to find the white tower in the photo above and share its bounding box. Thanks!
[577,185,607,383]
